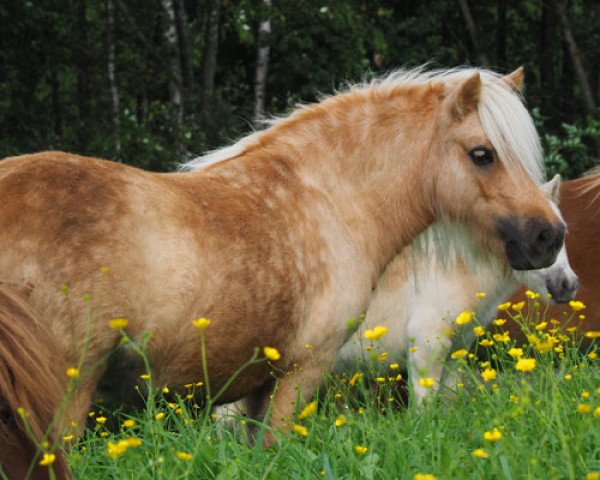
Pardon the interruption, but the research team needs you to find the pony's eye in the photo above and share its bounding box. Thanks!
[468,146,494,166]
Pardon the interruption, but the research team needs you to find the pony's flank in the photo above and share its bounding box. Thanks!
[182,66,544,184]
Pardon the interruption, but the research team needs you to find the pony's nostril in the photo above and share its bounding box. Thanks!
[571,277,580,294]
[537,229,550,244]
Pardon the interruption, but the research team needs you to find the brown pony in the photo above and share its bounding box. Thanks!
[506,172,600,336]
[0,67,563,451]
[0,286,70,479]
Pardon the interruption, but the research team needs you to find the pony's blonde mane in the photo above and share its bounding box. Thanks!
[181,66,544,185]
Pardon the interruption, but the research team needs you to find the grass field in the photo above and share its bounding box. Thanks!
[26,298,600,479]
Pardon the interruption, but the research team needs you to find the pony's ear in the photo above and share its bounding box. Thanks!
[502,67,525,92]
[446,72,482,120]
[542,174,562,203]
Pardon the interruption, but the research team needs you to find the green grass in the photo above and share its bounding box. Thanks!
[27,302,600,479]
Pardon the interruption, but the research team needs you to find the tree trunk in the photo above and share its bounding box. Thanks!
[539,0,557,116]
[173,0,194,104]
[457,0,489,65]
[495,0,507,67]
[76,0,91,153]
[200,0,221,118]
[553,0,597,112]
[107,0,121,157]
[161,0,185,155]
[49,64,62,140]
[254,0,271,120]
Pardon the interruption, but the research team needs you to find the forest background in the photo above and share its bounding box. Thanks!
[1,0,599,178]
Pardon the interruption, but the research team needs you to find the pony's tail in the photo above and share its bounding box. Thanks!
[0,286,71,477]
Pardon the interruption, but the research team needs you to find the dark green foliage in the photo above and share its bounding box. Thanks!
[0,0,598,175]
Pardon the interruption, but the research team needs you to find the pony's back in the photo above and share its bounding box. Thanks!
[0,286,71,479]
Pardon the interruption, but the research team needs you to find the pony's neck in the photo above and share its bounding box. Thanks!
[254,87,440,278]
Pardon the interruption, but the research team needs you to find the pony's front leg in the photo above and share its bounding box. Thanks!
[407,307,455,404]
[245,338,341,448]
[263,358,333,448]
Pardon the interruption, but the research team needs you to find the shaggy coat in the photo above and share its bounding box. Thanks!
[0,67,564,469]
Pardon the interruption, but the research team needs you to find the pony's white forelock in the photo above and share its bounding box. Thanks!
[181,66,544,186]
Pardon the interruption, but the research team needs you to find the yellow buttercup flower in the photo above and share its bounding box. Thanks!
[492,319,506,326]
[584,331,600,339]
[390,363,400,370]
[476,292,486,298]
[450,349,468,360]
[126,438,142,447]
[155,412,165,420]
[569,300,586,311]
[586,473,600,480]
[109,318,129,330]
[192,317,211,330]
[594,407,600,418]
[456,311,473,325]
[577,404,592,414]
[588,352,597,360]
[483,428,502,442]
[263,346,281,361]
[377,352,389,362]
[122,419,136,428]
[107,440,129,459]
[535,321,548,331]
[481,368,497,382]
[497,302,511,311]
[66,367,80,378]
[525,290,537,299]
[63,434,74,442]
[354,445,368,454]
[479,339,494,347]
[349,372,363,386]
[472,448,489,459]
[335,415,346,427]
[511,301,525,312]
[419,378,435,388]
[38,453,56,466]
[515,358,536,372]
[414,474,437,480]
[96,416,107,425]
[298,401,317,420]
[292,424,308,437]
[364,326,389,341]
[492,332,510,342]
[176,451,193,461]
[508,348,523,359]
[473,326,485,337]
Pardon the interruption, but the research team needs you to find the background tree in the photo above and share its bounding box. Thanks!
[0,0,598,177]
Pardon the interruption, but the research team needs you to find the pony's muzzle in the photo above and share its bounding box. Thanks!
[546,273,579,304]
[497,217,565,270]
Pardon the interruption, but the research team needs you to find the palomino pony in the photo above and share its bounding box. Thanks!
[336,176,578,402]
[504,171,600,339]
[0,286,70,479]
[0,67,563,459]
